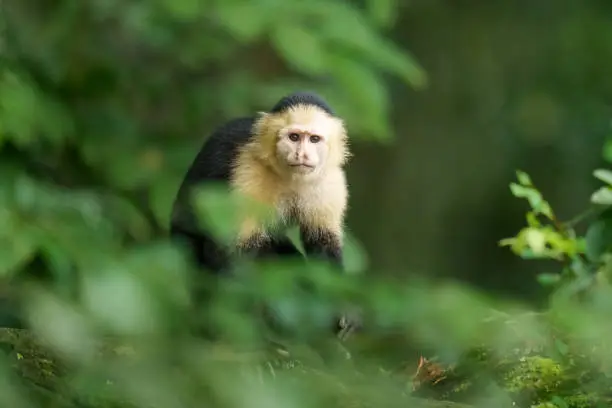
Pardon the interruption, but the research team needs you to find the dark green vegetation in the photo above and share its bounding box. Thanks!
[2,1,612,408]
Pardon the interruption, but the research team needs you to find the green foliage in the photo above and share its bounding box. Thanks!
[489,139,612,407]
[499,170,583,263]
[504,357,563,396]
[3,1,612,408]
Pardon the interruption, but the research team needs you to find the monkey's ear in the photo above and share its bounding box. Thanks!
[253,112,270,128]
[252,112,272,140]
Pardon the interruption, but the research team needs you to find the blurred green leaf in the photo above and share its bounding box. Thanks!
[159,0,202,21]
[526,211,541,227]
[371,41,428,89]
[603,137,612,163]
[509,183,531,199]
[214,2,270,42]
[343,232,369,274]
[537,273,561,286]
[510,183,554,219]
[82,266,159,335]
[585,209,612,262]
[326,54,390,139]
[0,234,37,277]
[272,24,327,75]
[193,184,239,245]
[517,170,533,186]
[313,2,427,88]
[40,242,74,286]
[0,73,39,146]
[525,228,546,254]
[26,289,97,360]
[104,195,152,240]
[366,0,397,27]
[550,396,570,408]
[149,176,181,229]
[593,168,612,186]
[285,226,305,255]
[554,338,569,356]
[0,71,73,147]
[591,186,612,205]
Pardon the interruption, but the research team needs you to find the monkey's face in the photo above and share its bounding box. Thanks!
[255,105,348,177]
[276,128,329,175]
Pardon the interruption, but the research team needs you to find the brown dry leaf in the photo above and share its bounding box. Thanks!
[412,356,448,391]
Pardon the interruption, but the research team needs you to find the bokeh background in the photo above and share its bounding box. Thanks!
[2,1,612,407]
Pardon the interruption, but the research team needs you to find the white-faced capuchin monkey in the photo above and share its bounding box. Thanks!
[170,91,359,339]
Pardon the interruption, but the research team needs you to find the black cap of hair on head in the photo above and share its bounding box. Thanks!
[269,91,335,116]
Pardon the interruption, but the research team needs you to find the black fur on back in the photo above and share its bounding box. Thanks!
[180,116,255,186]
[269,91,334,116]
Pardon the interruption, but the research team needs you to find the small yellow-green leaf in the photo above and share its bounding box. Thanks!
[498,237,516,247]
[516,170,533,186]
[509,183,532,198]
[524,228,546,254]
[526,212,541,227]
[510,183,554,219]
[537,201,554,220]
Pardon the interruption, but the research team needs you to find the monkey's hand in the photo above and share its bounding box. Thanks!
[335,307,362,341]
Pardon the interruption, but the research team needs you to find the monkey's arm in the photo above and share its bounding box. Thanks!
[238,234,302,260]
[236,216,302,261]
[299,226,343,268]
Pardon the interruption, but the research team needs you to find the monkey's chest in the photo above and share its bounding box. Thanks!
[275,191,320,227]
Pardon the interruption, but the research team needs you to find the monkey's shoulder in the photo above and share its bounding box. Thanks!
[183,116,257,183]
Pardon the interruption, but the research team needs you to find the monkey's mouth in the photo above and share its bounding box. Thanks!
[289,163,315,169]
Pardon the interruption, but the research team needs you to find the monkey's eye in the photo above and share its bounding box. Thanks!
[309,135,321,143]
[288,133,300,142]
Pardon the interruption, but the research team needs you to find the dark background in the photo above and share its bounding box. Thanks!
[349,1,610,304]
